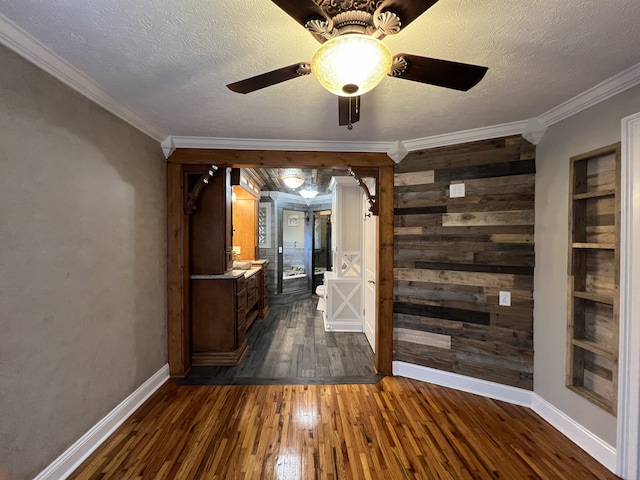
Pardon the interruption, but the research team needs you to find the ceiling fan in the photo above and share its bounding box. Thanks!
[227,0,488,129]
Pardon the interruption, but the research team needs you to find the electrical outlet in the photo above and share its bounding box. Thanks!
[450,182,465,198]
[499,291,511,306]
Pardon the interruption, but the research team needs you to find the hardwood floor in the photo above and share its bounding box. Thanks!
[68,376,618,479]
[177,296,381,385]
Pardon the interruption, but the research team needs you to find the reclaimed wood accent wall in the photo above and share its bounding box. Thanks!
[394,136,535,389]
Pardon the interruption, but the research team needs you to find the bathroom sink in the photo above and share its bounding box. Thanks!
[232,260,252,270]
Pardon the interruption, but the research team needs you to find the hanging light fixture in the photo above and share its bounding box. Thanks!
[281,168,305,189]
[311,34,393,97]
[299,187,319,199]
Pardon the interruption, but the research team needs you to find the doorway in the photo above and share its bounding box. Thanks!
[165,150,395,378]
[281,208,309,294]
[312,210,332,291]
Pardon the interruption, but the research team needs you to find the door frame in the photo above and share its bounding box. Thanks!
[617,111,640,478]
[166,149,395,377]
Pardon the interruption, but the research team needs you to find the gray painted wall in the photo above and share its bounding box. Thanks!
[534,84,640,447]
[0,45,167,479]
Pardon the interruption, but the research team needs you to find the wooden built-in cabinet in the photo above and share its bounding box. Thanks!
[253,260,270,319]
[232,186,259,261]
[191,274,248,365]
[566,142,621,415]
[189,167,233,275]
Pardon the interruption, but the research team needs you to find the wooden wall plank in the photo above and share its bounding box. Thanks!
[394,136,535,390]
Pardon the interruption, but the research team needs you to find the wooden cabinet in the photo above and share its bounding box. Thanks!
[566,142,621,414]
[190,167,233,275]
[232,186,259,261]
[253,260,270,319]
[191,274,248,365]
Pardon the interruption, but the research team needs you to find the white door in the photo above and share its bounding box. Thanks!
[363,193,378,352]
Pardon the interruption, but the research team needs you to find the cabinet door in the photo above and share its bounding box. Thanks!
[190,168,233,274]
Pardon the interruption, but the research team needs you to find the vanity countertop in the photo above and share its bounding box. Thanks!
[190,267,260,280]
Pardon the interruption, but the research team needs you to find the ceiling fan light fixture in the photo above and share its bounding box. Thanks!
[311,34,392,97]
[281,168,305,189]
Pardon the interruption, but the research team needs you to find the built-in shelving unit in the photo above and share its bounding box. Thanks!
[566,142,621,415]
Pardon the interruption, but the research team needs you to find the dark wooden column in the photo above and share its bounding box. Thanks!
[376,165,394,374]
[167,162,190,377]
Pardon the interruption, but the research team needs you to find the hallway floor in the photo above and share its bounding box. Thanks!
[177,296,382,385]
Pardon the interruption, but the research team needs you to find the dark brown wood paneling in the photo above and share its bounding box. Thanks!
[168,149,394,168]
[167,163,190,377]
[394,135,535,389]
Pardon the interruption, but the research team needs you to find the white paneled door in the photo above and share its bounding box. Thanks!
[363,194,378,352]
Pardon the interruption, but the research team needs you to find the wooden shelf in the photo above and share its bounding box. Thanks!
[566,385,615,415]
[572,291,614,305]
[571,339,615,360]
[566,142,620,416]
[573,189,615,200]
[571,242,615,250]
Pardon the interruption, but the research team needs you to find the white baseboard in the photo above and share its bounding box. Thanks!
[393,361,532,407]
[393,361,617,475]
[530,393,617,474]
[34,363,170,480]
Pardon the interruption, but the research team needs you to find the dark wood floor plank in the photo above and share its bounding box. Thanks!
[177,296,379,385]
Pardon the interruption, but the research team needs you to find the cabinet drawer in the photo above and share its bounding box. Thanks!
[237,289,247,310]
[237,305,247,325]
[247,291,257,308]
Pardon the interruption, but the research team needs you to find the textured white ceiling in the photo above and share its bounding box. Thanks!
[1,0,640,142]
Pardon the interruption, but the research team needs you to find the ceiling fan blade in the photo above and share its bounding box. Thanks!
[378,0,440,30]
[338,96,361,128]
[227,63,310,94]
[270,0,330,28]
[391,54,488,91]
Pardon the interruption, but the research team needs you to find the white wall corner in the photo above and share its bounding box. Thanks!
[393,361,618,475]
[522,117,547,145]
[161,136,176,159]
[0,13,167,142]
[387,140,408,163]
[34,364,170,480]
[538,62,640,128]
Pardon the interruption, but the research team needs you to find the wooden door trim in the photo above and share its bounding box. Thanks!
[167,150,394,377]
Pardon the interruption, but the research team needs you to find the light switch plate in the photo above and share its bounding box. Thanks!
[499,291,511,306]
[450,183,465,198]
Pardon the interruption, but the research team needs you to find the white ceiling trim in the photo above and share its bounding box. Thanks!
[402,120,529,151]
[170,135,393,153]
[0,13,167,142]
[538,62,640,128]
[2,8,639,152]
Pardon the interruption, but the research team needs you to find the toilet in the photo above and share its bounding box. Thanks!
[315,284,326,312]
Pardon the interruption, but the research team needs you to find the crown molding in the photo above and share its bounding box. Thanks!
[170,135,393,153]
[0,13,167,142]
[538,62,640,128]
[401,120,528,151]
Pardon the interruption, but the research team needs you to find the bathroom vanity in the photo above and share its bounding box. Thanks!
[190,263,266,366]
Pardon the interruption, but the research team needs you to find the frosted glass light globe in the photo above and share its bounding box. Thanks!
[311,35,393,97]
